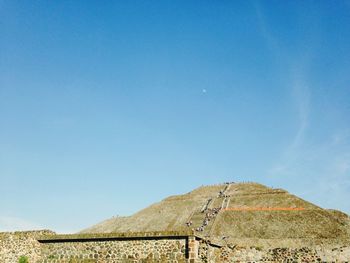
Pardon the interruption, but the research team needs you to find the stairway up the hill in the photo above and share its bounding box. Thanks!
[188,183,232,235]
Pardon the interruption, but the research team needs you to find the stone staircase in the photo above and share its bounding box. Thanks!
[187,183,234,236]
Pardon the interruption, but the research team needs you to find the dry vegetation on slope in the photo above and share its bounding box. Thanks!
[81,183,350,246]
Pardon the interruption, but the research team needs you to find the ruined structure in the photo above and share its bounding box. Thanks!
[1,183,350,262]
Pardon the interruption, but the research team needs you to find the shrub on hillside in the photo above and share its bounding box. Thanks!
[18,256,29,263]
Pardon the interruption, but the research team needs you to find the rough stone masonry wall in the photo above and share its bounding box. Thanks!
[198,241,350,262]
[0,230,54,263]
[2,231,350,262]
[39,238,188,263]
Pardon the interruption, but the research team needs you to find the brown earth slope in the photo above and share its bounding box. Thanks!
[81,183,350,245]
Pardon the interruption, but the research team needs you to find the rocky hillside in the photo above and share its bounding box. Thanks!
[81,183,350,245]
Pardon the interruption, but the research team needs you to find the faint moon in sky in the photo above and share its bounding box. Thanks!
[202,89,207,93]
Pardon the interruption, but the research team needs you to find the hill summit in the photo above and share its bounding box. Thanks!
[81,182,350,245]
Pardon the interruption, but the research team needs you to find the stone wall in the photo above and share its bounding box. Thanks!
[40,238,187,263]
[198,240,350,262]
[1,230,350,262]
[0,230,54,263]
[37,232,196,263]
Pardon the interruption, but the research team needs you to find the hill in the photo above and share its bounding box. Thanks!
[81,182,350,246]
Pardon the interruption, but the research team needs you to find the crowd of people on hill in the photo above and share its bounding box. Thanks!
[195,206,222,232]
[218,190,230,198]
[186,186,233,232]
[185,205,222,232]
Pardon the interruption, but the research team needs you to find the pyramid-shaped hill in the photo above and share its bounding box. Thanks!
[81,183,350,245]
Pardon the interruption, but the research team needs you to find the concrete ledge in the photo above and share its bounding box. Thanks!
[38,230,198,243]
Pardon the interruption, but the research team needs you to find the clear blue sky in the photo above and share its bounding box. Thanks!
[1,1,350,233]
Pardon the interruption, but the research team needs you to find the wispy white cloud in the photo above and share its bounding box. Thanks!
[268,67,311,176]
[290,74,310,150]
[255,1,312,176]
[268,116,350,212]
[255,1,311,179]
[254,1,282,56]
[255,2,350,214]
[268,127,350,213]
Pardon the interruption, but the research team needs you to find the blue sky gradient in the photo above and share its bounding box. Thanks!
[1,1,350,233]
